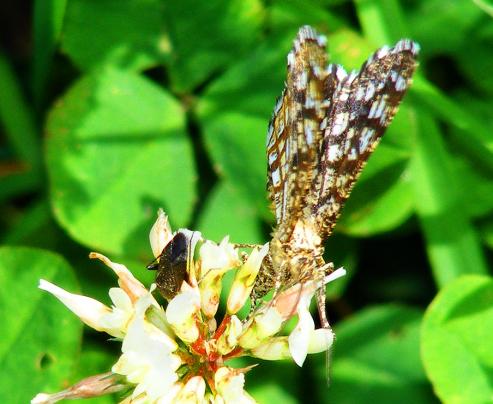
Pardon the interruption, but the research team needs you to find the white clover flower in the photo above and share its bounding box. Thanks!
[113,293,181,402]
[33,210,346,404]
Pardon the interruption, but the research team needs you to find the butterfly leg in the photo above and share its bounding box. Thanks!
[314,259,334,329]
[249,252,276,310]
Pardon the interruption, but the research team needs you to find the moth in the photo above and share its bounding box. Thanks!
[252,26,419,326]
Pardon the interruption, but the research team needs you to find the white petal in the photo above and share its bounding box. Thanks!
[39,279,115,334]
[174,376,206,403]
[323,267,347,284]
[238,308,283,350]
[255,307,284,337]
[199,268,225,318]
[109,287,133,311]
[307,328,334,354]
[97,288,134,335]
[149,208,173,258]
[156,384,183,403]
[215,368,255,404]
[288,293,315,366]
[31,393,52,404]
[113,294,181,402]
[199,238,239,275]
[166,287,201,343]
[250,336,291,360]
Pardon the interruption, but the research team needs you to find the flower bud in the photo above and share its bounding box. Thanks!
[175,376,206,403]
[250,336,291,361]
[149,208,173,259]
[238,307,283,350]
[199,267,226,318]
[31,372,125,404]
[227,243,269,314]
[199,237,239,276]
[216,315,243,355]
[215,367,255,404]
[166,285,201,343]
[198,238,240,317]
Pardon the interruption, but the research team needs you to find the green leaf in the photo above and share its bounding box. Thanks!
[2,199,52,245]
[0,51,42,174]
[163,0,264,92]
[456,36,493,95]
[0,247,82,403]
[421,275,493,404]
[324,234,358,299]
[480,214,493,250]
[197,180,264,244]
[61,0,166,71]
[0,172,41,203]
[269,0,344,34]
[408,0,482,54]
[197,35,288,216]
[199,111,269,217]
[449,156,493,219]
[410,112,488,287]
[249,382,298,404]
[197,29,288,120]
[312,305,433,403]
[46,67,195,258]
[355,0,410,44]
[32,0,67,107]
[410,77,493,173]
[248,361,301,403]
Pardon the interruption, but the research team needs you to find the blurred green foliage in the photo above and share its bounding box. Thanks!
[0,0,492,403]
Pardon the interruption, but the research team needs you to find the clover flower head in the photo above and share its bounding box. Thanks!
[33,210,346,403]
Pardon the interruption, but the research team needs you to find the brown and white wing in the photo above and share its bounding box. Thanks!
[311,39,420,240]
[266,26,328,242]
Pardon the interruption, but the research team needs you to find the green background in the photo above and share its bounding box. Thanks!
[1,0,493,403]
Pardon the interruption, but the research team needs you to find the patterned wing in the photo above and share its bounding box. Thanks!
[311,40,419,240]
[266,26,329,242]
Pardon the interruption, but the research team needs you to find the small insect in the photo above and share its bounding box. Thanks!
[147,229,201,300]
[252,26,419,326]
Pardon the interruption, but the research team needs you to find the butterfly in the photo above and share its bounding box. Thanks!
[252,26,419,326]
